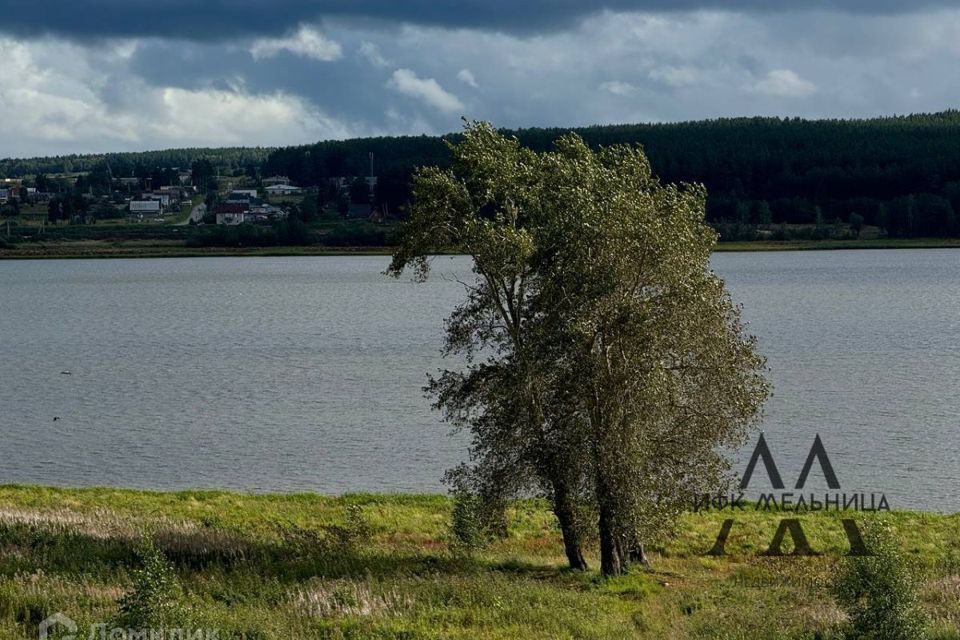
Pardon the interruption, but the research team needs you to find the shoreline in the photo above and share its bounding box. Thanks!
[3,237,960,260]
[0,483,952,515]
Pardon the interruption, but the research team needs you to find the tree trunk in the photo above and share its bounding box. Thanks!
[598,500,624,577]
[628,541,649,566]
[552,481,588,571]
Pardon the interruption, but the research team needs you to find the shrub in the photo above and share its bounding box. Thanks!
[449,489,508,554]
[832,521,928,640]
[115,538,189,631]
[323,222,389,247]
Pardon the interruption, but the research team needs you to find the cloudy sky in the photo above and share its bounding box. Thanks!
[1,1,959,157]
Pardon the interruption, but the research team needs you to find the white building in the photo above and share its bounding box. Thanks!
[144,193,171,207]
[216,212,246,225]
[129,200,162,217]
[265,184,301,196]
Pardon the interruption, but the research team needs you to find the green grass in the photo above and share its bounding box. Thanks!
[0,485,956,639]
[4,229,960,260]
[714,237,960,251]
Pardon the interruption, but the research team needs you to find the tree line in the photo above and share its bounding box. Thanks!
[265,111,960,239]
[8,111,960,238]
[0,148,271,182]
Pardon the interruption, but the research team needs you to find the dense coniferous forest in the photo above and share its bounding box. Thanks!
[0,148,272,182]
[263,112,960,239]
[6,112,960,238]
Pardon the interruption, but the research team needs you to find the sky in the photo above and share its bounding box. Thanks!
[1,1,960,158]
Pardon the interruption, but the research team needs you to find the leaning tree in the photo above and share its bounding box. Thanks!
[389,121,769,576]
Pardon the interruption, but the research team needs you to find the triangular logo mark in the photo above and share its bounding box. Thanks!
[795,433,840,489]
[740,433,784,489]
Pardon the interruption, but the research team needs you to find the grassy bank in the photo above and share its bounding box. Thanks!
[713,237,960,251]
[0,241,396,260]
[4,236,960,260]
[0,486,956,639]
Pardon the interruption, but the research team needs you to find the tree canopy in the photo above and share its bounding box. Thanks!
[390,122,770,576]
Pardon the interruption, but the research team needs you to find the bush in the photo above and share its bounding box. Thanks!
[323,222,390,247]
[115,538,189,631]
[449,489,508,554]
[185,219,315,248]
[832,521,928,640]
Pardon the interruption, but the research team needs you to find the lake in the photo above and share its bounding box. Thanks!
[1,251,958,511]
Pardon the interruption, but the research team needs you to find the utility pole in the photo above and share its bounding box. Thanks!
[368,152,375,212]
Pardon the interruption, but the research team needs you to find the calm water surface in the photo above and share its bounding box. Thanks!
[1,251,958,511]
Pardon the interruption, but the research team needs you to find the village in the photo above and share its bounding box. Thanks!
[0,164,386,235]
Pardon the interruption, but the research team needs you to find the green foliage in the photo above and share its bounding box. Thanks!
[323,221,390,247]
[298,194,319,222]
[449,489,508,554]
[391,121,770,577]
[264,111,960,238]
[336,192,350,217]
[349,177,371,204]
[832,521,929,640]
[115,538,189,631]
[10,112,960,238]
[190,159,217,192]
[184,219,315,248]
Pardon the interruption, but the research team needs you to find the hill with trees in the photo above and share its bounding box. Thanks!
[6,111,960,239]
[0,147,271,182]
[263,111,960,239]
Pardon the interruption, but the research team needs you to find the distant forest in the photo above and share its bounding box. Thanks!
[0,148,272,182]
[7,111,960,238]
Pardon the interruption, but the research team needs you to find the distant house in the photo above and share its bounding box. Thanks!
[265,184,301,196]
[129,200,162,218]
[263,176,291,186]
[249,203,288,220]
[215,202,248,225]
[230,189,258,199]
[147,193,172,207]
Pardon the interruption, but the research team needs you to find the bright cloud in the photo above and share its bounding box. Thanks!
[250,25,342,62]
[358,41,391,67]
[600,80,638,96]
[387,69,464,113]
[750,69,817,98]
[457,68,479,88]
[149,88,356,146]
[0,37,356,157]
[648,65,703,87]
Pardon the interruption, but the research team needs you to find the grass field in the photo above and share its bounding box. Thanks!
[0,486,956,639]
[4,236,960,260]
[713,237,960,251]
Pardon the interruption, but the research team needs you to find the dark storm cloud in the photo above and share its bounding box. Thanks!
[0,0,949,40]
